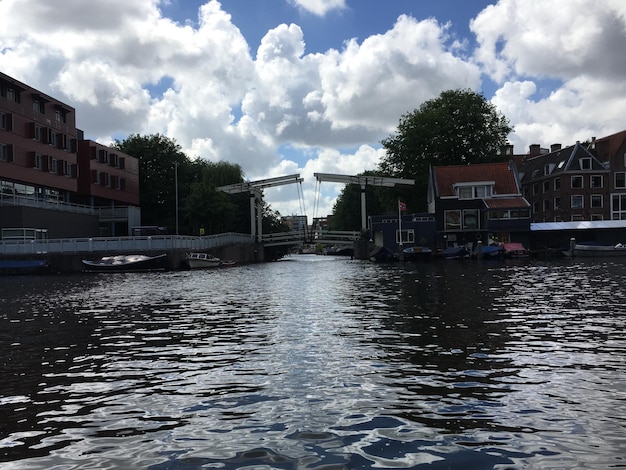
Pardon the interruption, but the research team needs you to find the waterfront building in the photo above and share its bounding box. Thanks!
[427,161,531,251]
[0,71,139,238]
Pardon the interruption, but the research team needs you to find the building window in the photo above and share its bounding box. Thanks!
[463,209,479,229]
[590,175,603,188]
[571,175,583,188]
[571,195,584,208]
[591,214,604,221]
[615,172,626,189]
[34,154,45,171]
[554,197,561,210]
[612,194,626,220]
[0,143,13,162]
[396,229,415,244]
[543,200,550,211]
[54,108,67,123]
[533,201,540,213]
[591,194,603,208]
[32,98,44,113]
[543,180,550,193]
[571,214,584,221]
[579,158,591,170]
[444,210,461,230]
[455,184,493,199]
[0,112,12,130]
[33,125,43,142]
[554,177,561,190]
[533,183,539,195]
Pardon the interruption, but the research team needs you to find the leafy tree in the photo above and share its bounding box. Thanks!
[182,160,248,235]
[114,133,189,232]
[379,89,512,211]
[329,171,391,231]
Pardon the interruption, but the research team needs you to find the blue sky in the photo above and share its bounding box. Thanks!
[1,0,625,219]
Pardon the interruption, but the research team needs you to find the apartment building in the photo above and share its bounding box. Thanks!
[0,71,140,238]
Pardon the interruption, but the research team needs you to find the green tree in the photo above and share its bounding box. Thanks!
[379,89,512,211]
[182,160,248,235]
[329,171,392,231]
[114,133,189,232]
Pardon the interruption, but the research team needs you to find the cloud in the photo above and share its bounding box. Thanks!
[3,0,626,221]
[288,0,347,17]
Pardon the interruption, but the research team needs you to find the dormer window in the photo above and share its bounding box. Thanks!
[454,182,494,199]
[579,158,591,170]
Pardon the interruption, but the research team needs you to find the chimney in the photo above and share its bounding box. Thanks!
[550,143,562,153]
[529,144,541,157]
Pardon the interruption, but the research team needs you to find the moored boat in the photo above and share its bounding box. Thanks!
[82,253,168,272]
[402,246,433,261]
[567,241,626,257]
[473,244,504,259]
[0,259,49,275]
[186,252,221,269]
[503,242,530,258]
[443,246,469,260]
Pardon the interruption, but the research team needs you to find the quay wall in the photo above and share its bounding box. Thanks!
[1,242,264,273]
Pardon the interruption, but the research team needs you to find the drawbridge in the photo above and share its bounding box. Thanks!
[217,172,415,247]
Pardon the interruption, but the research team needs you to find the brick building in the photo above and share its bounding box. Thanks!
[0,71,140,238]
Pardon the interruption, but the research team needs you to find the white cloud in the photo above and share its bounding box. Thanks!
[288,0,346,17]
[3,0,626,222]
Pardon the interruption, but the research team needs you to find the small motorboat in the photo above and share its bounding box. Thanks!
[473,244,504,259]
[82,253,168,272]
[567,241,626,257]
[186,252,221,269]
[402,246,433,261]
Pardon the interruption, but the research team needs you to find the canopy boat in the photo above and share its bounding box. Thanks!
[186,252,221,269]
[443,246,469,260]
[473,244,504,259]
[568,241,626,257]
[82,253,168,272]
[0,259,49,275]
[503,242,530,258]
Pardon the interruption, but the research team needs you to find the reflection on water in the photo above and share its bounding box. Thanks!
[1,255,626,468]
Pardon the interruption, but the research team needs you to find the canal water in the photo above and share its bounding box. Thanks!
[1,255,625,469]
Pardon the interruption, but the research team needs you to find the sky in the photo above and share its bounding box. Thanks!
[2,0,626,222]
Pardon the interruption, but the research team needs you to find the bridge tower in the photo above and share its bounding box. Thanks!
[313,173,415,231]
[217,174,304,242]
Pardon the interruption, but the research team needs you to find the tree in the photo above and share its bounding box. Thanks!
[379,89,512,211]
[114,134,189,232]
[329,171,392,231]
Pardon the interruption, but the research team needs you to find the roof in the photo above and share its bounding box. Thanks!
[517,142,607,184]
[531,220,626,231]
[483,197,530,209]
[590,130,626,160]
[433,161,520,197]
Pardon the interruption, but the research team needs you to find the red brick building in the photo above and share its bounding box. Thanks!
[0,71,140,237]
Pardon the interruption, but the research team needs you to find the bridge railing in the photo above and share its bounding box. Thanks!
[261,229,361,247]
[0,232,255,255]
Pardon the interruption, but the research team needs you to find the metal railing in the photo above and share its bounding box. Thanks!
[261,229,361,247]
[0,232,255,255]
[0,195,96,215]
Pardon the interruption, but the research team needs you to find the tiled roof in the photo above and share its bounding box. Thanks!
[483,197,530,209]
[592,130,626,160]
[433,161,519,197]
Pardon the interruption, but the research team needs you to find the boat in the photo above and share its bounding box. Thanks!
[567,241,626,257]
[502,242,530,258]
[402,246,433,261]
[0,259,49,275]
[186,252,221,269]
[369,246,398,262]
[472,244,504,259]
[82,253,168,272]
[219,260,237,268]
[443,246,469,260]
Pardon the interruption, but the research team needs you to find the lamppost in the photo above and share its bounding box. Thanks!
[174,162,179,236]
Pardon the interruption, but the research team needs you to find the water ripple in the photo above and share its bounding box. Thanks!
[1,256,626,468]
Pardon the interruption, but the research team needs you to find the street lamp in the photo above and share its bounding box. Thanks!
[174,162,179,236]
